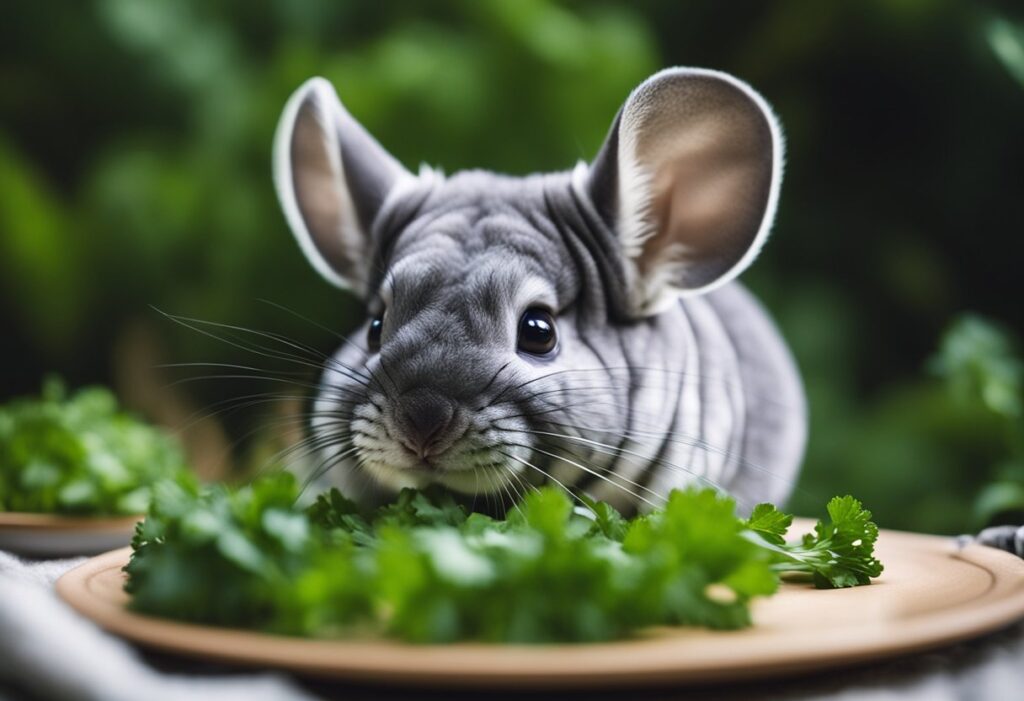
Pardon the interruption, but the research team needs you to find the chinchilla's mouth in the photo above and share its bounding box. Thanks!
[358,454,522,496]
[434,463,516,494]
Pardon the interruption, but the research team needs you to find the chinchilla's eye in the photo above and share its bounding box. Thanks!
[367,312,384,351]
[517,308,557,356]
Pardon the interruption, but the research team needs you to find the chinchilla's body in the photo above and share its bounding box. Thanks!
[274,68,806,513]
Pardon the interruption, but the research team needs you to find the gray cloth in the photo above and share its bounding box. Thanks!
[0,550,1022,701]
[0,551,316,701]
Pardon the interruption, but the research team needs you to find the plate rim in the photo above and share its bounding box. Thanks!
[0,512,142,532]
[55,531,1024,689]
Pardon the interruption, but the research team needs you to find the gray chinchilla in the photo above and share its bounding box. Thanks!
[273,67,806,513]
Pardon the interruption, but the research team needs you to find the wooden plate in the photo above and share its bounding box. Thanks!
[0,512,140,557]
[55,525,1024,688]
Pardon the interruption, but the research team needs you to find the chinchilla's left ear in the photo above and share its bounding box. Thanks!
[274,77,413,297]
[585,67,783,316]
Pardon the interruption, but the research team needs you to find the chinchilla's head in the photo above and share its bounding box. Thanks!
[274,68,783,505]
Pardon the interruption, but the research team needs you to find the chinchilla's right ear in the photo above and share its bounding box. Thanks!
[584,68,783,317]
[274,77,413,296]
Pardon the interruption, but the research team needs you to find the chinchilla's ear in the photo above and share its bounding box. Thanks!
[585,67,783,316]
[274,77,412,296]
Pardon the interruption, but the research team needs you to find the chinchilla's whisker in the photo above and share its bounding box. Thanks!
[528,438,670,504]
[531,418,805,496]
[164,373,331,394]
[171,391,316,436]
[299,445,361,495]
[503,439,660,508]
[156,310,335,372]
[318,352,390,391]
[503,382,725,412]
[507,458,541,495]
[530,429,761,510]
[265,426,354,466]
[174,407,350,478]
[160,308,362,377]
[495,474,521,519]
[374,355,401,397]
[250,433,352,482]
[179,391,359,437]
[491,387,785,488]
[487,381,665,414]
[237,428,345,476]
[494,394,696,438]
[517,427,708,480]
[498,482,520,519]
[505,465,540,505]
[281,430,354,470]
[511,428,733,500]
[321,355,388,394]
[491,366,802,412]
[168,366,368,405]
[504,434,652,505]
[170,386,362,473]
[159,361,312,379]
[267,312,397,402]
[470,468,480,514]
[302,442,358,483]
[174,391,360,435]
[256,298,364,347]
[481,472,495,519]
[155,308,375,388]
[160,356,382,438]
[477,360,514,401]
[492,395,631,424]
[498,450,579,507]
[484,366,569,409]
[551,435,714,503]
[232,410,349,442]
[484,365,566,409]
[501,393,698,436]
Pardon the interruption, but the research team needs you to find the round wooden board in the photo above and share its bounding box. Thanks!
[56,525,1024,689]
[0,512,140,556]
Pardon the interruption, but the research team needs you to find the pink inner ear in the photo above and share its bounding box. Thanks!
[276,77,414,295]
[623,71,777,294]
[291,99,350,276]
[650,139,771,283]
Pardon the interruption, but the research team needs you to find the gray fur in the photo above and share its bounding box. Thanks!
[274,69,807,513]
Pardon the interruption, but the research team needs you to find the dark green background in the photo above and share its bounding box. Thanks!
[2,0,1023,533]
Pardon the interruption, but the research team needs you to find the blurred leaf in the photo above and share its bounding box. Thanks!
[974,477,1024,525]
[987,17,1024,89]
[930,315,1022,419]
[0,140,88,353]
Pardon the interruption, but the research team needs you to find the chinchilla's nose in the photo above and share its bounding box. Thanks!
[396,388,457,458]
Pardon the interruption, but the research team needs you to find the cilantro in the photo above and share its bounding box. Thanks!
[744,496,884,588]
[0,379,192,515]
[744,502,794,545]
[125,475,884,643]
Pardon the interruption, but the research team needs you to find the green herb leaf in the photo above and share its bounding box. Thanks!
[0,380,191,515]
[124,475,884,643]
[744,503,793,545]
[765,495,884,589]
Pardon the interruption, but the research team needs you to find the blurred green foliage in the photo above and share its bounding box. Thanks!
[0,378,190,515]
[1,1,1023,533]
[125,474,880,642]
[932,317,1024,525]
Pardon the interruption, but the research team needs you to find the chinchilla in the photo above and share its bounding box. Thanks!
[272,67,807,514]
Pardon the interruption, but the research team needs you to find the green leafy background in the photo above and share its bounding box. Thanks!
[2,0,1023,534]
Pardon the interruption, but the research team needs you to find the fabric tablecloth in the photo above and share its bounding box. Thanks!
[1,549,1023,701]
